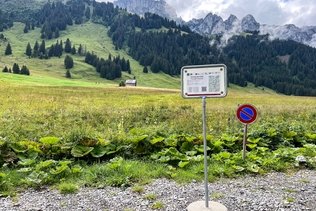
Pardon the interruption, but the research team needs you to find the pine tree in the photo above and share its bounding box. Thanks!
[25,43,32,58]
[64,55,74,69]
[78,44,83,55]
[5,43,12,55]
[85,7,91,19]
[48,44,55,57]
[64,38,72,53]
[20,65,30,75]
[33,41,39,57]
[71,45,76,55]
[23,24,29,33]
[12,63,20,74]
[2,66,9,73]
[127,60,131,74]
[143,66,148,73]
[65,69,72,78]
[39,40,46,56]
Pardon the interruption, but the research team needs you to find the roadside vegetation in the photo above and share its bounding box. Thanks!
[0,81,315,196]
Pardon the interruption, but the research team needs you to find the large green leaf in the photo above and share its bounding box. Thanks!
[178,161,190,168]
[10,143,28,153]
[71,145,94,157]
[150,137,164,145]
[91,145,108,158]
[39,137,60,145]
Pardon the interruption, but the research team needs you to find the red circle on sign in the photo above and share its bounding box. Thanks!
[236,104,257,124]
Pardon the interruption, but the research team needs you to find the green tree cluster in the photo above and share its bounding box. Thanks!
[85,52,131,80]
[3,63,30,75]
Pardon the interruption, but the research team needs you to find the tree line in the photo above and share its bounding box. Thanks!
[223,34,316,96]
[85,52,131,80]
[2,63,30,75]
[25,38,85,59]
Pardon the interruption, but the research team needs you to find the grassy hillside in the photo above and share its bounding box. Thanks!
[0,22,180,88]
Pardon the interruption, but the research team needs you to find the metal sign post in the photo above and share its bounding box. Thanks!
[202,96,209,207]
[236,104,258,160]
[183,64,228,211]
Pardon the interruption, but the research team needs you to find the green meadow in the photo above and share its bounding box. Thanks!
[0,22,180,88]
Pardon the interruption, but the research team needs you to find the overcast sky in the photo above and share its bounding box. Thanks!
[98,0,316,26]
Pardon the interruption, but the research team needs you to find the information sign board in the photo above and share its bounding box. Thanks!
[181,64,227,98]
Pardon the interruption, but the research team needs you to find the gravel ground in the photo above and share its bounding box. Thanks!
[1,170,315,211]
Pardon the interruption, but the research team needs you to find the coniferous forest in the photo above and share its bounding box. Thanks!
[0,0,316,96]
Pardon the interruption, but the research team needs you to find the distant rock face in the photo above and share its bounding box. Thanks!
[241,14,260,32]
[187,13,316,48]
[114,0,177,20]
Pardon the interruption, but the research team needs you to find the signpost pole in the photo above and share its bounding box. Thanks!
[242,124,248,160]
[202,96,209,208]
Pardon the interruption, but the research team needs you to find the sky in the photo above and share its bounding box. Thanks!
[98,0,316,26]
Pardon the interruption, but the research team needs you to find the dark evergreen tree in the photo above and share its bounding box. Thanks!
[5,43,12,55]
[12,63,20,74]
[8,68,12,73]
[48,44,55,57]
[64,38,72,53]
[23,23,29,33]
[33,41,39,57]
[85,7,91,19]
[25,43,32,58]
[65,69,72,78]
[64,55,74,69]
[143,66,148,73]
[2,66,9,73]
[20,65,30,75]
[126,60,131,74]
[71,45,76,55]
[39,40,46,54]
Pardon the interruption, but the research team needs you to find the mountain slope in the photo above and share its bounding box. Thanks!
[0,22,180,88]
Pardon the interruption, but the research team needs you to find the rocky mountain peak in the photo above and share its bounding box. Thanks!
[224,14,239,31]
[113,0,177,20]
[241,14,260,32]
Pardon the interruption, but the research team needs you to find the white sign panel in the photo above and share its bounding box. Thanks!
[181,64,227,98]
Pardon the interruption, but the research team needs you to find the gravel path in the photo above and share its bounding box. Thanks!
[1,170,315,211]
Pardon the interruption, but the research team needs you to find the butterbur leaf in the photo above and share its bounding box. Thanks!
[233,165,245,172]
[150,137,164,145]
[247,143,257,149]
[91,145,107,158]
[10,143,28,153]
[18,159,36,166]
[178,161,190,168]
[191,155,204,162]
[71,145,94,157]
[17,167,33,173]
[39,137,60,145]
[130,135,148,143]
[158,156,170,163]
[164,136,178,147]
[247,164,260,173]
[185,151,197,156]
[36,160,56,170]
[50,164,70,175]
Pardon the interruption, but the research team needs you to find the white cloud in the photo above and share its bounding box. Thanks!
[166,0,316,26]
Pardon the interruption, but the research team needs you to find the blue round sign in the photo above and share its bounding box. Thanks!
[236,104,257,124]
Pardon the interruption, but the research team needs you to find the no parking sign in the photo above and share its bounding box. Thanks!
[236,104,258,160]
